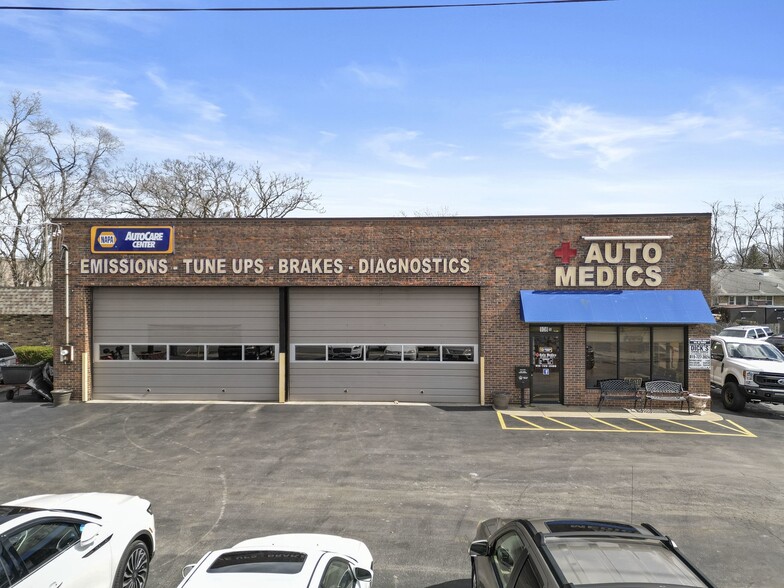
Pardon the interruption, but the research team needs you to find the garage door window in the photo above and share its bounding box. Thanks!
[296,345,327,361]
[293,344,477,363]
[97,344,277,361]
[132,345,167,360]
[169,345,205,360]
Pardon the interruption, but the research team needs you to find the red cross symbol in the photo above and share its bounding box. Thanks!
[553,241,577,264]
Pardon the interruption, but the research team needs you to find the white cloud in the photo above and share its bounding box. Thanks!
[319,131,338,144]
[365,130,427,168]
[341,63,403,89]
[146,69,225,123]
[509,99,784,169]
[0,75,136,113]
[364,129,457,169]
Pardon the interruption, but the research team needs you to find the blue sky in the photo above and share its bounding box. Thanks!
[2,0,783,217]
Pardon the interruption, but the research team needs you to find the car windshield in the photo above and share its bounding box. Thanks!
[207,550,307,574]
[545,537,708,587]
[727,342,784,361]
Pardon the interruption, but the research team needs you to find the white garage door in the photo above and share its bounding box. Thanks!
[289,287,479,403]
[92,287,279,401]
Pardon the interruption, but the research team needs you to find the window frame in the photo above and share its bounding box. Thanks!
[3,517,83,578]
[95,344,278,362]
[585,325,688,389]
[318,556,356,588]
[290,343,478,363]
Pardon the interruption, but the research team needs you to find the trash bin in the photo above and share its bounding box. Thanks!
[493,392,510,410]
[51,389,72,407]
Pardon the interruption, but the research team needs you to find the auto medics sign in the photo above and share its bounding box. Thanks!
[91,226,174,254]
[553,238,666,288]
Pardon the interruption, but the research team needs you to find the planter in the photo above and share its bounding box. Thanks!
[688,393,710,416]
[51,389,72,407]
[493,392,510,410]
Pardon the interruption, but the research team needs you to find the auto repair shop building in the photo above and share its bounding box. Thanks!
[52,214,715,406]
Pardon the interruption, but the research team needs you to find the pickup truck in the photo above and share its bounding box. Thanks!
[710,335,784,411]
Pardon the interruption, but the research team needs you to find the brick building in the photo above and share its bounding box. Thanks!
[52,214,715,405]
[0,287,53,347]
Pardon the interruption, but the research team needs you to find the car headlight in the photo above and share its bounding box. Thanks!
[744,371,758,386]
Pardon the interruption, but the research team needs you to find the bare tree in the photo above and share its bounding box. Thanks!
[0,92,120,286]
[399,205,458,217]
[726,198,766,268]
[757,199,784,269]
[105,155,323,219]
[707,200,730,271]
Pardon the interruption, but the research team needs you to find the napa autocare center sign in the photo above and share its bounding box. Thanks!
[90,226,174,254]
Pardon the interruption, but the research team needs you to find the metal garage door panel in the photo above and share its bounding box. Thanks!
[93,288,278,401]
[290,287,479,403]
[94,287,278,343]
[292,363,478,402]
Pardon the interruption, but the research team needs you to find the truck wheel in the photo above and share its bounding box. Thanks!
[722,382,746,412]
[5,389,13,401]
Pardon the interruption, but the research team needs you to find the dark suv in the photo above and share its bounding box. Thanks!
[469,517,715,588]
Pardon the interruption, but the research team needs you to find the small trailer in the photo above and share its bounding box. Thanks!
[1,361,54,402]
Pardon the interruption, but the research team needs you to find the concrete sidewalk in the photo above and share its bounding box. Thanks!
[499,404,724,421]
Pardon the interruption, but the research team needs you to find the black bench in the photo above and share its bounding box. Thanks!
[597,379,641,411]
[643,380,690,413]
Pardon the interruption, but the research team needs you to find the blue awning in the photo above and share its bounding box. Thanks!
[519,290,716,324]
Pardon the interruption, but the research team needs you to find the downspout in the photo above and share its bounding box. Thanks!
[62,244,70,346]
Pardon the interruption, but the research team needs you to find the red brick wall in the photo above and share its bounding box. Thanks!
[52,214,713,403]
[0,315,52,348]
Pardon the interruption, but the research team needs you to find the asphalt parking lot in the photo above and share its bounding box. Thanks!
[1,393,783,588]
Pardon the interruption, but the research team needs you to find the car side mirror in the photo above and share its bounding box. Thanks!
[80,522,102,546]
[182,564,197,578]
[354,567,373,581]
[469,539,489,557]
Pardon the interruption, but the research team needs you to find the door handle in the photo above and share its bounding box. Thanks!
[49,583,63,588]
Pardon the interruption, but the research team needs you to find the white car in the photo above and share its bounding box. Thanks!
[177,533,373,588]
[717,325,772,339]
[0,492,155,588]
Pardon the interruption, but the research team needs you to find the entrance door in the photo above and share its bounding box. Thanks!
[530,325,563,404]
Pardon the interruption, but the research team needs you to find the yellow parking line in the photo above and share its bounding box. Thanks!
[628,418,666,432]
[661,419,711,434]
[508,414,546,429]
[498,413,756,437]
[718,419,757,438]
[543,416,581,430]
[591,417,630,432]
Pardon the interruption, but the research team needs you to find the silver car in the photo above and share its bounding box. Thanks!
[0,341,17,384]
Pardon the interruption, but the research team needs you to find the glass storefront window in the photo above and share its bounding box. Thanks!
[586,326,686,387]
[585,327,617,387]
[653,327,685,383]
[619,326,650,381]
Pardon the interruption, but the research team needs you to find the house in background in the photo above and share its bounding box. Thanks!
[711,268,784,328]
[0,287,53,347]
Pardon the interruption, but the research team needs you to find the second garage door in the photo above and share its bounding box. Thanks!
[289,287,479,403]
